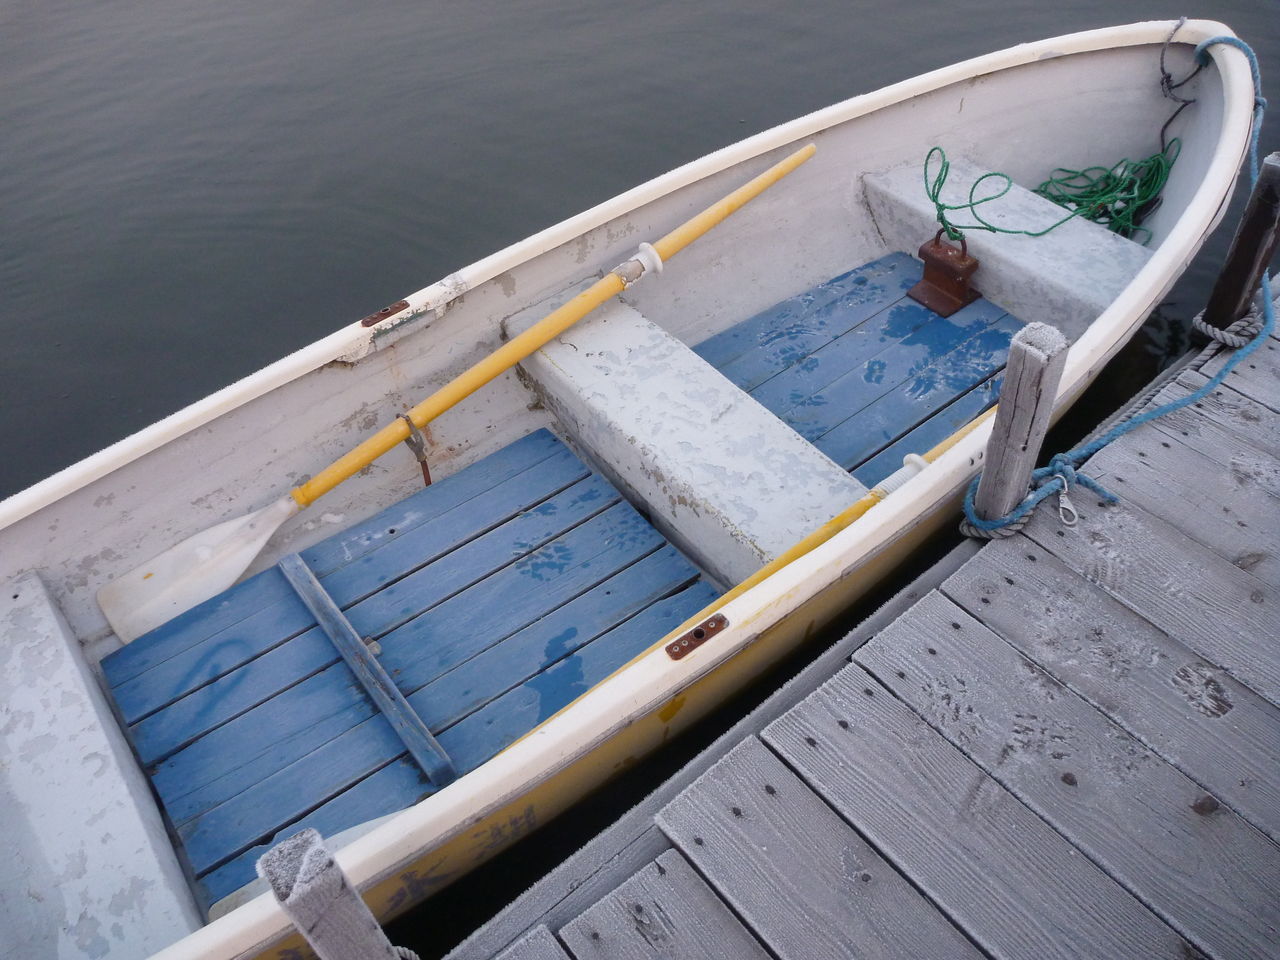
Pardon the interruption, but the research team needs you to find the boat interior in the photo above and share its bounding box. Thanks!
[0,35,1228,940]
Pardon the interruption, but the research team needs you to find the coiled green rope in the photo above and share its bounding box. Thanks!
[924,140,1180,246]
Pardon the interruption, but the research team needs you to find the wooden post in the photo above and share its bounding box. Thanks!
[257,829,401,960]
[1201,152,1280,330]
[974,322,1069,522]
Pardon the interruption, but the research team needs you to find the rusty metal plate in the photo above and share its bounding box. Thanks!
[360,299,410,327]
[665,613,729,661]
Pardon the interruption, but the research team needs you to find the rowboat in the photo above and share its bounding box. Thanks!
[0,19,1257,960]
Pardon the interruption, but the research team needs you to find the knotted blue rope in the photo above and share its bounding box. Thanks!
[963,34,1271,536]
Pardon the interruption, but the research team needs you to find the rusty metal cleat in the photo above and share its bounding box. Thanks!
[908,230,981,317]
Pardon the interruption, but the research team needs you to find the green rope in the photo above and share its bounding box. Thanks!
[924,141,1180,246]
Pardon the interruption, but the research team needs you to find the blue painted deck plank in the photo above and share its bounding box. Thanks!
[302,428,566,577]
[774,299,1008,442]
[130,475,621,765]
[816,317,1021,471]
[172,545,703,859]
[153,502,666,817]
[851,373,1002,487]
[111,444,590,724]
[196,578,720,903]
[695,254,920,391]
[747,297,993,419]
[404,544,702,726]
[103,428,567,688]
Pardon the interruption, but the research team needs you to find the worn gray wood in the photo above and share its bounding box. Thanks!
[1019,497,1280,707]
[762,668,1194,959]
[1200,339,1280,413]
[941,538,1280,843]
[857,591,1280,959]
[1148,371,1280,464]
[656,737,980,960]
[1201,152,1280,330]
[494,927,572,960]
[256,829,400,960]
[974,322,1068,521]
[1087,437,1280,584]
[444,542,982,960]
[558,849,770,960]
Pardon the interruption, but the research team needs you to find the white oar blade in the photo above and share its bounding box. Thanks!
[98,496,299,643]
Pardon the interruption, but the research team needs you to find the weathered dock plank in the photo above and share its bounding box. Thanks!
[1087,436,1280,584]
[857,590,1280,959]
[1148,371,1280,462]
[763,667,1195,959]
[656,737,980,960]
[559,849,770,960]
[494,927,571,960]
[940,538,1280,843]
[1200,339,1280,412]
[1018,497,1280,707]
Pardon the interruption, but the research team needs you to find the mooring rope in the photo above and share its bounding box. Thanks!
[960,34,1272,540]
[924,141,1180,246]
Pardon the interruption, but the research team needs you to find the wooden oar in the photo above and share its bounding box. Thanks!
[98,144,818,642]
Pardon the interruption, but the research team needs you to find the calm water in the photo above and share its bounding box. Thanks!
[1,1,1275,499]
[1,2,1275,952]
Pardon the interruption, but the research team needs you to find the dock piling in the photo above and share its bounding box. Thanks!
[1200,151,1280,331]
[973,322,1068,523]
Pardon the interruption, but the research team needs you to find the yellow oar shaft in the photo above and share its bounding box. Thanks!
[290,142,817,508]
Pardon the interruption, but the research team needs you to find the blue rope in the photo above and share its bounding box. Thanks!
[963,34,1271,535]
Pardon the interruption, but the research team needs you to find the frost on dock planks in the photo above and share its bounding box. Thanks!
[449,327,1280,960]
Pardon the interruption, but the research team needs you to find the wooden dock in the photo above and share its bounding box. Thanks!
[445,321,1280,959]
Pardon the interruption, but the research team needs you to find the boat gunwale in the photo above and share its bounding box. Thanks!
[28,19,1257,960]
[0,18,1245,532]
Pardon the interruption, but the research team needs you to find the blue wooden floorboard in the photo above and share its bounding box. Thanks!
[159,545,699,827]
[197,577,719,904]
[698,252,1021,483]
[111,443,591,724]
[161,506,673,824]
[103,428,568,688]
[694,252,919,391]
[814,317,1020,470]
[129,474,622,765]
[175,514,684,871]
[851,373,1002,487]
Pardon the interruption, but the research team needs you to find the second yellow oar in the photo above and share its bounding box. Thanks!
[98,143,818,642]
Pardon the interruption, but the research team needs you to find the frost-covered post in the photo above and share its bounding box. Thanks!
[974,322,1068,522]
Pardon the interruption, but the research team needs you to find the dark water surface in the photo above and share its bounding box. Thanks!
[1,1,1274,499]
[1,3,1276,952]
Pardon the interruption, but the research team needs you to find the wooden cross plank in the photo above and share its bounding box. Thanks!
[940,538,1280,844]
[559,849,771,960]
[1199,339,1280,413]
[656,737,981,959]
[762,666,1196,959]
[857,590,1280,959]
